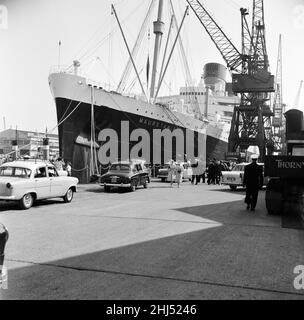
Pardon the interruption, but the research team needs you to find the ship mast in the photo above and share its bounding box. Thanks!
[150,0,165,100]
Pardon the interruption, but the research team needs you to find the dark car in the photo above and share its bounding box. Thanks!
[100,160,150,192]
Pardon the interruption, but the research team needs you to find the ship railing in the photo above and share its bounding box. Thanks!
[49,66,119,92]
[49,65,92,80]
[207,114,232,126]
[49,65,78,75]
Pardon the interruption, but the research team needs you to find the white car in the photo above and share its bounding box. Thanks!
[221,162,266,191]
[157,162,193,182]
[221,163,248,191]
[0,160,79,209]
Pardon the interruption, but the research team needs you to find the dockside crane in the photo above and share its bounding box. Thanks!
[294,80,304,109]
[186,0,275,161]
[272,35,285,154]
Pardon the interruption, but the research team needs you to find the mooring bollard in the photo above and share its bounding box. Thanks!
[0,224,9,273]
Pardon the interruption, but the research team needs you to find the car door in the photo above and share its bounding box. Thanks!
[131,165,140,185]
[48,166,64,197]
[34,165,51,199]
[136,164,145,185]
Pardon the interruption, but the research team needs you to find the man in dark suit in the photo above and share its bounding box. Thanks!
[243,154,263,211]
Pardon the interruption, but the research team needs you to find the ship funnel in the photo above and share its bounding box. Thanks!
[203,63,227,95]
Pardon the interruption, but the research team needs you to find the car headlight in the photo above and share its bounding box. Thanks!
[6,183,12,189]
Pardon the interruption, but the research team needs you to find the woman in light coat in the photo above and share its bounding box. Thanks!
[168,160,176,187]
[175,163,184,188]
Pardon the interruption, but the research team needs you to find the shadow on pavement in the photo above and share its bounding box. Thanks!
[0,199,65,212]
[0,202,19,212]
[208,186,266,194]
[3,198,304,300]
[84,184,175,193]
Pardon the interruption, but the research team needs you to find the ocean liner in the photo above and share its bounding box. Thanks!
[48,0,239,183]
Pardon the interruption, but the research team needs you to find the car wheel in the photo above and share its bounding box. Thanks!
[161,178,166,182]
[63,188,74,203]
[104,186,111,193]
[130,181,136,192]
[229,185,237,191]
[19,193,34,210]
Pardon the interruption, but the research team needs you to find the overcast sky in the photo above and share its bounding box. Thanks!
[1,0,304,133]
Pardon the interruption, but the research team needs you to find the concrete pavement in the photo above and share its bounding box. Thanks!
[0,181,304,300]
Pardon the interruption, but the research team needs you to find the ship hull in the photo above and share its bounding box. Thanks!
[49,73,228,183]
[56,97,220,183]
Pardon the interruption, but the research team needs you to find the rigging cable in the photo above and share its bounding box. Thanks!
[75,1,147,69]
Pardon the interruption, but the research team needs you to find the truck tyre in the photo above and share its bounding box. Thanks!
[19,193,34,210]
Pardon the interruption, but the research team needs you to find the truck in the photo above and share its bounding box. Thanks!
[264,109,304,223]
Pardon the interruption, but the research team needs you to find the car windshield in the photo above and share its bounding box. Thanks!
[110,164,130,171]
[0,166,31,178]
[232,165,245,172]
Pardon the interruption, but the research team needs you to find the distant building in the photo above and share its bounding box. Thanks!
[0,129,59,158]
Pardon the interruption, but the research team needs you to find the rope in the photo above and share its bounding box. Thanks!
[2,143,32,157]
[2,102,81,158]
[57,99,74,125]
[71,165,88,172]
[90,87,100,176]
[49,101,82,134]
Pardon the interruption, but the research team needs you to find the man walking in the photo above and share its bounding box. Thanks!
[243,154,263,211]
[207,160,215,185]
[191,158,199,185]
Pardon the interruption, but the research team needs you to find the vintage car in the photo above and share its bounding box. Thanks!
[221,162,266,191]
[157,162,193,182]
[100,160,150,192]
[141,161,152,183]
[0,160,79,209]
